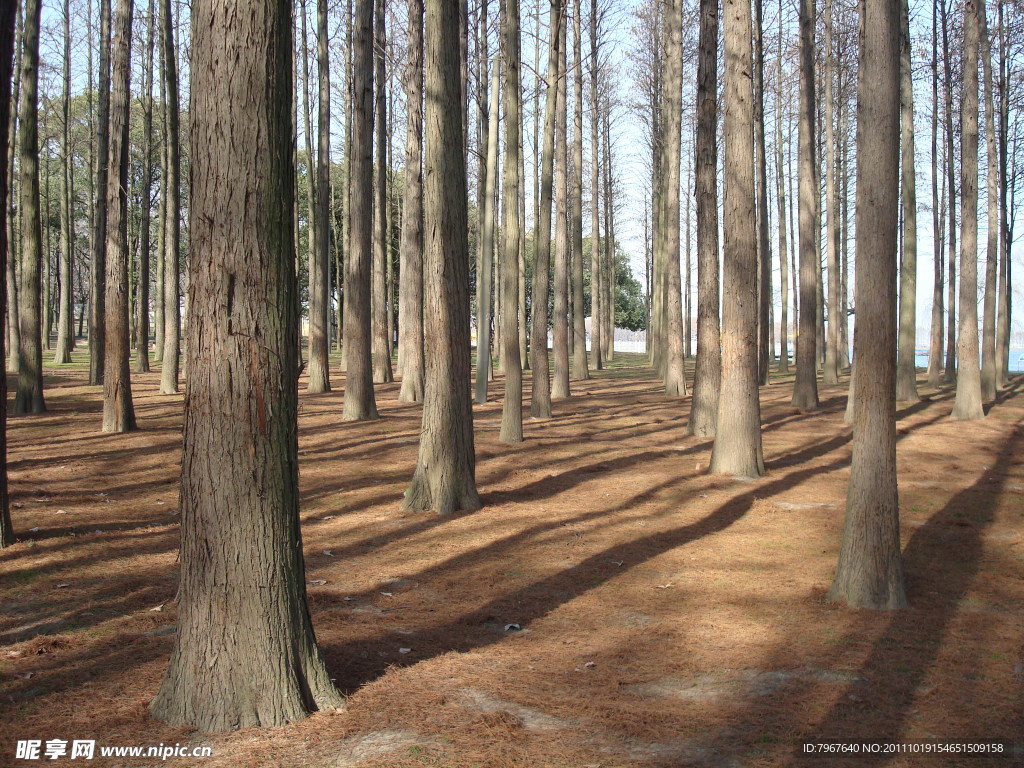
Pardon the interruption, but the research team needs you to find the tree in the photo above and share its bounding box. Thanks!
[552,15,570,400]
[159,0,181,395]
[0,0,17,547]
[570,0,588,381]
[588,0,602,371]
[89,0,112,387]
[371,0,392,384]
[951,0,985,421]
[132,0,156,374]
[775,0,789,375]
[927,0,944,388]
[895,0,920,402]
[307,0,333,393]
[499,0,524,443]
[343,0,380,421]
[979,0,998,400]
[792,0,820,410]
[102,0,137,434]
[687,0,720,437]
[403,0,482,515]
[710,0,763,478]
[822,0,840,386]
[940,0,956,383]
[829,0,906,609]
[14,0,45,415]
[475,56,499,405]
[151,0,344,730]
[399,0,425,403]
[754,0,771,386]
[54,0,75,365]
[660,0,686,398]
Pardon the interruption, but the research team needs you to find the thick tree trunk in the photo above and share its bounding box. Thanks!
[979,0,998,400]
[552,18,570,401]
[89,0,111,386]
[499,0,524,442]
[159,0,180,394]
[371,0,392,384]
[830,0,906,609]
[0,0,16,547]
[151,0,343,731]
[474,61,499,404]
[570,0,588,381]
[711,0,763,478]
[529,0,560,419]
[54,0,75,365]
[14,0,44,414]
[343,0,379,420]
[404,0,481,515]
[399,0,425,403]
[102,0,137,434]
[688,0,720,437]
[895,0,919,402]
[792,0,819,410]
[951,0,984,421]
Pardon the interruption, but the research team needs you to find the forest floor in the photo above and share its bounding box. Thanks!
[1,351,1022,768]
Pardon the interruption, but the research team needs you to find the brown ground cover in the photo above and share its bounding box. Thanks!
[1,352,1022,767]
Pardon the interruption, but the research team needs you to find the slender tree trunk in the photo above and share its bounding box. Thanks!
[602,107,614,362]
[995,0,1009,386]
[951,0,985,421]
[895,0,919,402]
[343,0,379,419]
[941,0,957,383]
[979,0,998,400]
[830,0,906,609]
[399,0,425,403]
[54,0,75,365]
[404,0,481,515]
[371,0,392,384]
[152,0,343,728]
[14,0,44,414]
[529,0,560,419]
[552,16,570,401]
[102,0,136,433]
[154,17,165,365]
[0,0,17,547]
[754,0,771,386]
[300,0,316,370]
[927,0,943,388]
[822,0,840,385]
[159,0,180,394]
[132,0,155,373]
[89,0,111,386]
[792,0,819,409]
[775,0,789,374]
[475,60,500,404]
[688,0,720,436]
[711,0,763,478]
[570,0,588,381]
[588,0,601,370]
[499,0,524,442]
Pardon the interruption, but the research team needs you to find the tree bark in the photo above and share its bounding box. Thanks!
[588,0,601,370]
[399,0,425,403]
[5,0,21,377]
[830,0,906,609]
[775,0,789,375]
[529,0,560,419]
[927,0,943,388]
[570,0,588,381]
[941,0,956,383]
[0,0,17,547]
[102,0,137,433]
[14,0,44,414]
[475,59,500,404]
[792,0,819,409]
[89,0,111,386]
[151,0,344,730]
[552,16,570,400]
[979,0,998,400]
[951,0,985,421]
[404,0,481,515]
[371,0,392,384]
[688,0,720,436]
[54,0,75,365]
[822,0,840,386]
[711,0,763,478]
[754,0,771,386]
[499,0,524,443]
[343,0,380,420]
[895,0,919,402]
[159,0,181,394]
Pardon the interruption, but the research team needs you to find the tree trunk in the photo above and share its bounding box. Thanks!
[499,0,523,443]
[602,108,614,362]
[54,0,75,365]
[14,0,44,414]
[829,0,906,609]
[979,0,998,400]
[0,0,17,547]
[775,0,789,375]
[371,0,392,384]
[343,0,379,420]
[822,0,840,386]
[404,0,481,515]
[927,0,943,388]
[552,17,570,401]
[754,0,771,386]
[941,0,956,383]
[588,0,601,370]
[570,0,588,381]
[159,0,180,394]
[89,0,111,386]
[711,0,763,478]
[307,0,332,392]
[529,0,560,419]
[102,0,137,433]
[475,59,500,404]
[688,0,720,436]
[5,0,21,377]
[154,15,165,365]
[995,0,1009,386]
[131,0,155,373]
[895,0,919,402]
[951,0,984,421]
[792,0,819,410]
[152,0,344,730]
[399,0,425,403]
